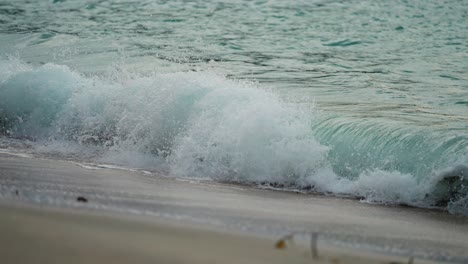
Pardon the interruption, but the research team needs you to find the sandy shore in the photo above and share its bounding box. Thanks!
[0,152,467,263]
[0,202,438,264]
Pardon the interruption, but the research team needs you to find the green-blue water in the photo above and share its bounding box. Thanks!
[0,0,467,214]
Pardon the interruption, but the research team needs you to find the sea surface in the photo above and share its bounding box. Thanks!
[0,0,467,215]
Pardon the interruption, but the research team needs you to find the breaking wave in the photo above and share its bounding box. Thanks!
[0,58,467,215]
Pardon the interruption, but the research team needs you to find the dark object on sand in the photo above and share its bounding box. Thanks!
[310,232,318,259]
[15,190,19,196]
[76,196,88,203]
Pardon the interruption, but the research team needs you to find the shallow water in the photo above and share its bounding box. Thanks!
[0,0,467,215]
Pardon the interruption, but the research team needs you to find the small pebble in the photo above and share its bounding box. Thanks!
[76,196,88,203]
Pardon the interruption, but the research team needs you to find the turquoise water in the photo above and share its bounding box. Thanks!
[0,0,467,214]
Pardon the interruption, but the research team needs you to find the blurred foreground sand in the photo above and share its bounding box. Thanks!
[0,203,437,264]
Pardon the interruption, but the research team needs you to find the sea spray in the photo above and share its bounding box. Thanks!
[168,77,331,184]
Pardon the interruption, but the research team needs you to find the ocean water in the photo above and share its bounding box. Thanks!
[0,0,467,215]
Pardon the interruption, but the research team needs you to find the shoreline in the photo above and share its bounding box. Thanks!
[1,152,467,263]
[0,147,452,215]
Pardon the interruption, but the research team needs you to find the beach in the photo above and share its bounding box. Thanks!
[1,152,467,263]
[1,1,467,263]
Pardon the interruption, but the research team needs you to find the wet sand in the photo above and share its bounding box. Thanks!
[0,152,467,263]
